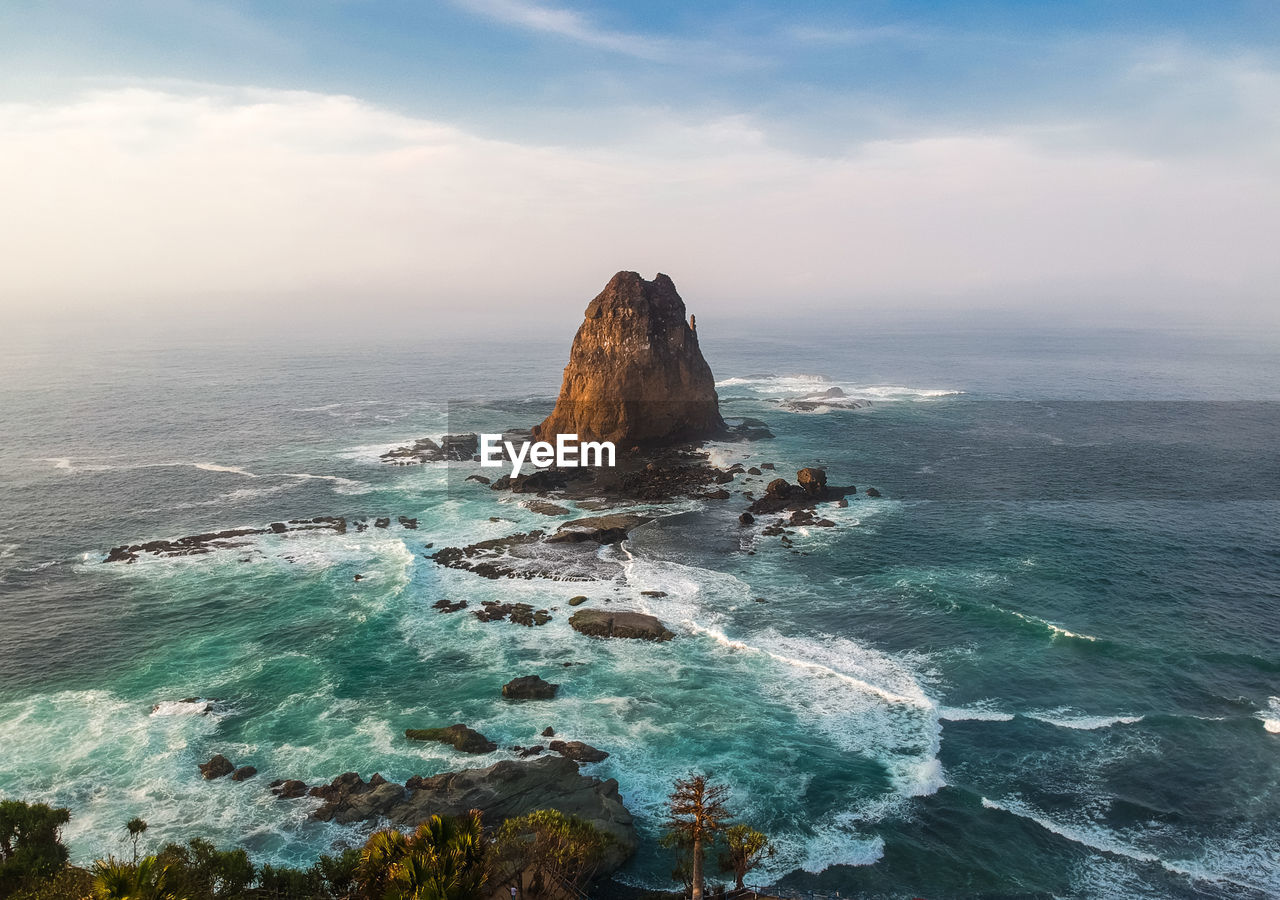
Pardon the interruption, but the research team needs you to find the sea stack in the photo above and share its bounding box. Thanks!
[534,271,724,445]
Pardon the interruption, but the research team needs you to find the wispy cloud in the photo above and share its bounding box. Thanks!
[785,22,932,46]
[451,0,677,61]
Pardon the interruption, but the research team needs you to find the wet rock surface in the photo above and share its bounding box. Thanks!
[569,609,675,642]
[502,675,559,700]
[404,723,498,754]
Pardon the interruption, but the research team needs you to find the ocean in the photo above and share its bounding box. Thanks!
[1,322,1278,898]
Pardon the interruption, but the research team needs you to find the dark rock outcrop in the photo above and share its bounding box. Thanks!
[381,433,479,465]
[533,272,724,446]
[548,740,609,763]
[271,779,308,799]
[502,675,559,701]
[569,609,675,642]
[304,756,635,871]
[405,724,497,754]
[547,514,653,545]
[199,754,235,780]
[231,766,257,781]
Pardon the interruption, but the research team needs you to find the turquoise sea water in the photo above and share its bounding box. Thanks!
[1,325,1278,898]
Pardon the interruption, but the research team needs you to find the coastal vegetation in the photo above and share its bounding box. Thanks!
[0,775,775,900]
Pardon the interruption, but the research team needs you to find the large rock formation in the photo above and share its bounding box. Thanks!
[534,272,724,446]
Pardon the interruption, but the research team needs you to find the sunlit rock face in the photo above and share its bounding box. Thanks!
[534,271,724,446]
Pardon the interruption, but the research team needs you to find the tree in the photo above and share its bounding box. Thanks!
[717,825,772,891]
[0,800,71,895]
[124,820,148,866]
[664,775,731,900]
[91,856,180,900]
[153,838,254,900]
[315,848,362,900]
[358,812,487,900]
[491,810,616,898]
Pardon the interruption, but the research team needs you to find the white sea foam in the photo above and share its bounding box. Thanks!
[939,705,1016,722]
[149,699,214,717]
[1007,609,1099,642]
[1025,710,1144,730]
[982,796,1274,893]
[1260,696,1280,734]
[193,462,259,477]
[615,548,945,801]
[715,373,961,403]
[786,814,886,875]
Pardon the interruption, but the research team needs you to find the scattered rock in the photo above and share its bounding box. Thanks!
[761,463,776,470]
[747,466,762,475]
[381,433,479,465]
[542,726,556,737]
[640,590,667,598]
[465,474,491,485]
[353,574,363,582]
[502,675,560,701]
[701,488,731,500]
[569,609,675,642]
[405,724,497,754]
[231,766,257,781]
[474,601,551,626]
[866,487,882,497]
[568,595,589,606]
[432,597,468,613]
[738,512,755,526]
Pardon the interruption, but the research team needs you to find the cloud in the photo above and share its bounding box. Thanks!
[1,84,1278,327]
[451,0,677,61]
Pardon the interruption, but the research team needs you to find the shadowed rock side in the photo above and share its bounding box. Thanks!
[533,271,725,445]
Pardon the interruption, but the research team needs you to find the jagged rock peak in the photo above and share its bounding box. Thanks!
[534,271,725,445]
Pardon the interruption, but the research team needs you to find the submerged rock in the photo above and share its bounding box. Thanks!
[569,609,675,642]
[533,271,725,446]
[404,724,498,754]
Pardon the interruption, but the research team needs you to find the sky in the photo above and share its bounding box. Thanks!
[2,1,1279,335]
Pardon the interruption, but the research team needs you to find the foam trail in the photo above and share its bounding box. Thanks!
[939,706,1016,722]
[1026,711,1144,730]
[981,797,1270,893]
[1007,609,1099,642]
[714,373,961,402]
[689,623,926,708]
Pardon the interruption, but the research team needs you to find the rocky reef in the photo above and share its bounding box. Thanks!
[534,271,724,446]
